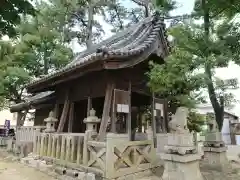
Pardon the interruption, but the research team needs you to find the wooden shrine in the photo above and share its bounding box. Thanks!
[10,12,170,179]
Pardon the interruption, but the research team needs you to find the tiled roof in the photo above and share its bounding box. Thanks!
[26,12,169,89]
[10,91,54,112]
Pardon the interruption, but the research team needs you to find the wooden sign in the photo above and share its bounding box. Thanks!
[114,89,130,114]
[114,89,130,105]
[117,104,129,113]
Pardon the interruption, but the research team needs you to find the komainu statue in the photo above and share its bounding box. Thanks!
[168,107,189,134]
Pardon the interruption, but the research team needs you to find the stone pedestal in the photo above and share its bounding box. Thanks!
[146,126,153,140]
[202,144,229,171]
[161,107,203,180]
[161,133,203,180]
[156,133,168,153]
[202,146,228,170]
[203,117,230,171]
[161,154,203,180]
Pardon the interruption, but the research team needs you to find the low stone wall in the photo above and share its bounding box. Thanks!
[0,137,11,146]
[156,133,168,153]
[226,145,240,160]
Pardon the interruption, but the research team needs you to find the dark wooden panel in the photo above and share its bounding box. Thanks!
[34,107,52,126]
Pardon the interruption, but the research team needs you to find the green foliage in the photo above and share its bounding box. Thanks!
[193,0,240,19]
[148,0,240,130]
[154,0,177,16]
[0,2,73,108]
[187,111,205,132]
[0,0,35,37]
[147,46,206,109]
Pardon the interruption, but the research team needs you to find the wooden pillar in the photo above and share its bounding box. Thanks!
[53,103,59,119]
[127,81,132,141]
[111,90,116,133]
[98,82,115,141]
[138,109,142,132]
[57,91,70,132]
[152,93,157,147]
[68,102,74,132]
[16,112,21,127]
[16,111,27,127]
[163,99,169,133]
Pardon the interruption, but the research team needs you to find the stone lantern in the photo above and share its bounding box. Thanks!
[44,111,58,133]
[83,108,101,133]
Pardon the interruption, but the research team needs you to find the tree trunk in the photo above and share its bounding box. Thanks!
[86,5,94,48]
[202,0,224,131]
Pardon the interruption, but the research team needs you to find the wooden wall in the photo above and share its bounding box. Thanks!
[55,71,107,104]
[34,106,53,126]
[55,60,151,104]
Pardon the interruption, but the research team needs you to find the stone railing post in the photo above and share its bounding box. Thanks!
[33,127,42,154]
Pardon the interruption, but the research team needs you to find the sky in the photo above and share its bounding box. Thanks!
[72,0,240,116]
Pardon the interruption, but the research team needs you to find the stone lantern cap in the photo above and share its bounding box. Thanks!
[83,108,101,124]
[44,111,58,122]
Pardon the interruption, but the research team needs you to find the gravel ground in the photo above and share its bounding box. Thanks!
[1,146,240,180]
[0,160,57,180]
[0,150,57,180]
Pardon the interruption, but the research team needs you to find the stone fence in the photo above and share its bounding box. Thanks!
[16,126,46,145]
[34,133,85,164]
[33,132,159,179]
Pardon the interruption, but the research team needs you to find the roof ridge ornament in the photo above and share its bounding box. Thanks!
[152,11,164,24]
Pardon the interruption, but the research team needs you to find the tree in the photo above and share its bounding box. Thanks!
[149,0,240,131]
[0,3,73,110]
[0,0,35,37]
[194,0,240,130]
[187,111,205,132]
[102,0,177,33]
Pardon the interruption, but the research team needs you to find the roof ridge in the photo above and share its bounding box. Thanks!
[26,13,168,90]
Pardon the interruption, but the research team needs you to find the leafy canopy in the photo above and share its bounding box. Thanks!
[0,2,73,107]
[0,0,35,37]
[150,0,240,130]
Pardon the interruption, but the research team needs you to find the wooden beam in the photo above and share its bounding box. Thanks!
[97,82,115,141]
[68,102,74,132]
[28,61,103,93]
[57,91,70,132]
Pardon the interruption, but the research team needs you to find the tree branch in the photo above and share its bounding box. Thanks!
[131,0,150,17]
[113,5,124,30]
[72,13,88,27]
